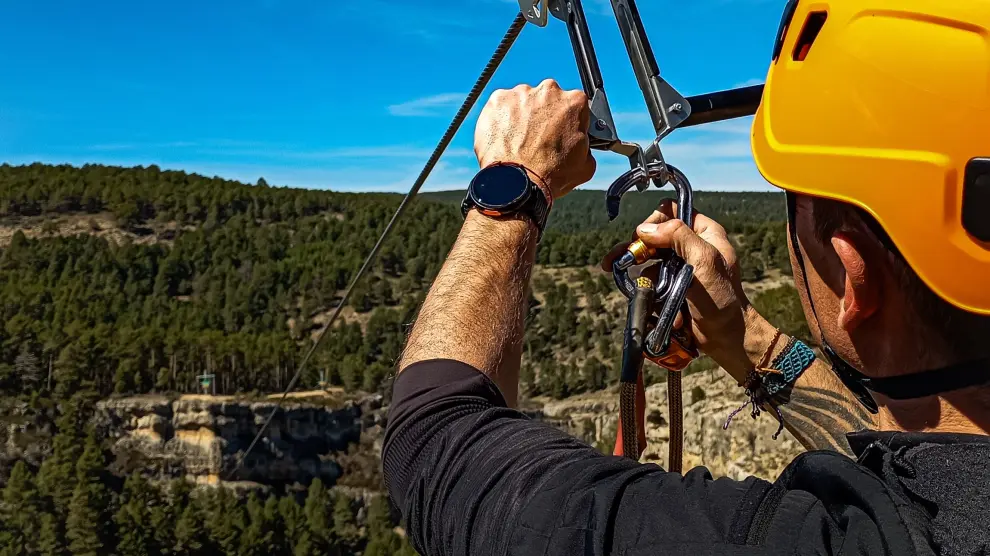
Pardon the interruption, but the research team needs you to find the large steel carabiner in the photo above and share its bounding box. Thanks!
[611,166,698,367]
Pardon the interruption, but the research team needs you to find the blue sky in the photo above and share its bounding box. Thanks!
[0,0,785,192]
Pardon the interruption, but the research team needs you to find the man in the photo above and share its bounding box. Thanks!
[383,2,990,554]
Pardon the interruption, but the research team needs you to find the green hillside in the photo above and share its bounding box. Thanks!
[0,163,793,399]
[0,162,807,555]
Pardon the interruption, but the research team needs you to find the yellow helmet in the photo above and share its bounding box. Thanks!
[752,0,990,316]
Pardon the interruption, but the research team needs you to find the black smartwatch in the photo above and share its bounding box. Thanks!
[461,162,551,241]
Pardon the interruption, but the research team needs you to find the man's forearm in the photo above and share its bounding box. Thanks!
[398,210,537,406]
[740,310,878,455]
[775,359,877,455]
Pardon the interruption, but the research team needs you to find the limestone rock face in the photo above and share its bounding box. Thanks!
[534,370,805,481]
[1,371,805,490]
[93,394,374,486]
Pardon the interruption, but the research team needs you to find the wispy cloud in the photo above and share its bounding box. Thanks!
[196,145,474,161]
[44,138,475,169]
[388,93,467,117]
[87,144,137,152]
[306,145,474,159]
[87,141,199,151]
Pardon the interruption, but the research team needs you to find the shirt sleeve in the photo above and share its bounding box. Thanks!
[381,359,899,556]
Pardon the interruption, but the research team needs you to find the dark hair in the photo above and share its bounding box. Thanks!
[809,197,990,357]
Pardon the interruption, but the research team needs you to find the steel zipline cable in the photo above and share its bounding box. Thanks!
[228,12,528,479]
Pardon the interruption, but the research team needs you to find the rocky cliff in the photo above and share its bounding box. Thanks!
[2,371,801,490]
[93,393,381,487]
[536,370,804,480]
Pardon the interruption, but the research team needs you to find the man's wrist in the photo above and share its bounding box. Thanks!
[521,167,554,206]
[463,209,539,247]
[734,306,788,383]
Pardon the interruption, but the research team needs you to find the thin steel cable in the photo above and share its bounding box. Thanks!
[227,12,529,480]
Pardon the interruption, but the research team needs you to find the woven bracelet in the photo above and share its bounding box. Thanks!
[760,339,816,395]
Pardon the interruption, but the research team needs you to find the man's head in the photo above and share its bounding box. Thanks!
[752,1,990,377]
[789,192,990,377]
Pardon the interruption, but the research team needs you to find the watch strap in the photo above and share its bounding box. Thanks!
[524,184,551,241]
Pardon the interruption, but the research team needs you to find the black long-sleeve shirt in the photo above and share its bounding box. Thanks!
[382,359,990,556]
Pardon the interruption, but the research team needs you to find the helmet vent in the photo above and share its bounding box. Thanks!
[963,158,990,243]
[793,11,827,61]
[771,0,798,62]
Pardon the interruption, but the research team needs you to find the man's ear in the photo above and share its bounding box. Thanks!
[831,232,880,331]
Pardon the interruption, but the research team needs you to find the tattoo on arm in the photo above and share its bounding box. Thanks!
[774,360,877,455]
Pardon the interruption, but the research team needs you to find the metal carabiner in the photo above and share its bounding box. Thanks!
[611,164,693,294]
[611,166,696,365]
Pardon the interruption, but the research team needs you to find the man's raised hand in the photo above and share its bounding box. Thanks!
[602,200,772,383]
[474,79,597,200]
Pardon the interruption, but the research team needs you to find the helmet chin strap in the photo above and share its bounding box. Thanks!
[785,192,990,412]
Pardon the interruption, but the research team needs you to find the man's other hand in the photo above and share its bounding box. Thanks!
[475,79,597,200]
[601,200,774,383]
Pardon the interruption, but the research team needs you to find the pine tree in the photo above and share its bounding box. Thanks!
[581,356,606,392]
[363,362,389,392]
[37,512,65,556]
[339,354,363,392]
[0,461,42,554]
[547,367,567,400]
[173,500,207,556]
[205,487,244,555]
[65,483,103,556]
[304,479,332,552]
[63,434,111,556]
[263,496,285,554]
[278,496,309,555]
[36,437,77,516]
[366,495,393,540]
[363,534,402,556]
[349,281,373,313]
[597,337,613,360]
[114,474,158,556]
[292,532,314,556]
[238,493,272,556]
[587,293,603,312]
[332,492,358,552]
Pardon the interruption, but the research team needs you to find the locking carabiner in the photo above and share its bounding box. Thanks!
[611,165,693,293]
[611,166,698,366]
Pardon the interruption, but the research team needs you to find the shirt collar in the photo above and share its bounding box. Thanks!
[846,430,990,458]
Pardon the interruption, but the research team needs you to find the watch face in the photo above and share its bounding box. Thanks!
[472,165,529,209]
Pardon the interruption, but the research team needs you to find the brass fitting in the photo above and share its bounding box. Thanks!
[628,239,657,265]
